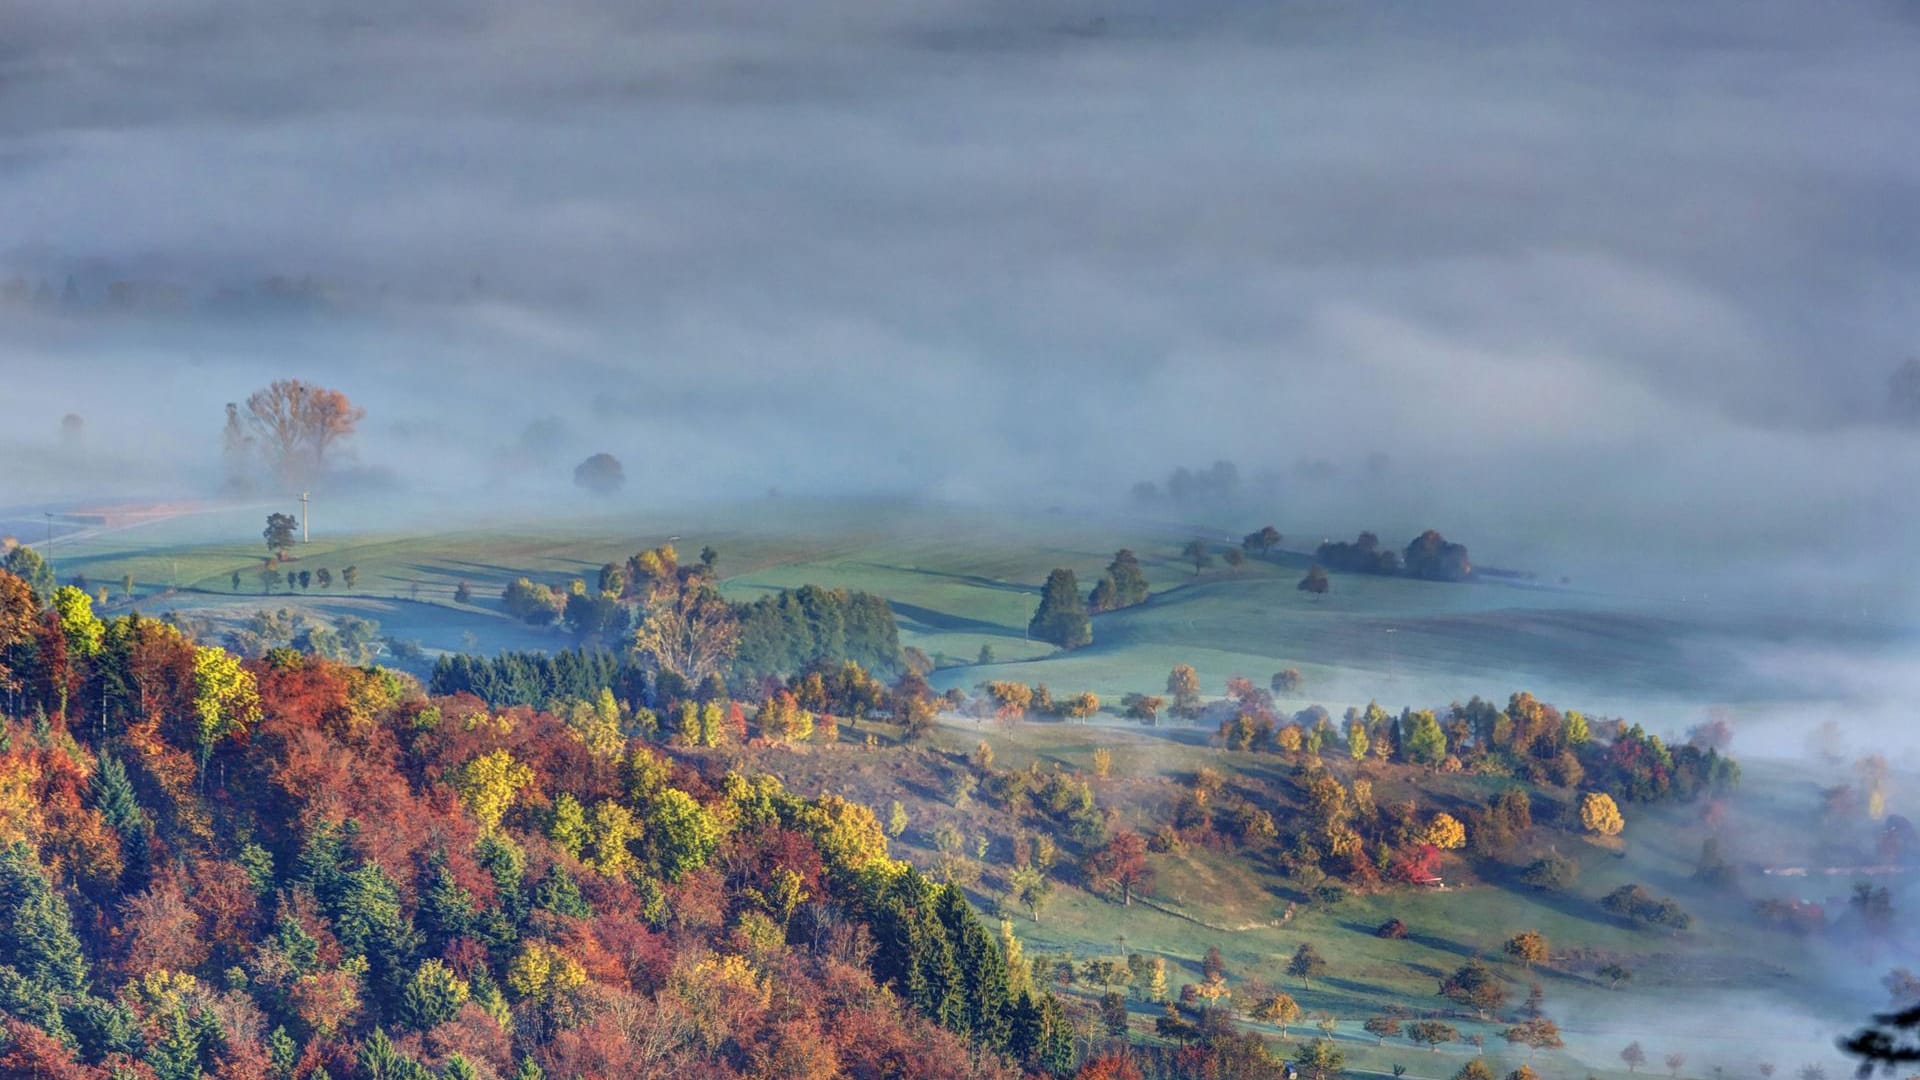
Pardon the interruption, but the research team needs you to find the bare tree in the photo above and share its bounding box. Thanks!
[242,379,364,484]
[632,585,739,686]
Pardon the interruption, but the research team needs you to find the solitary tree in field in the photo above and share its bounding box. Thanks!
[1621,1041,1647,1073]
[1167,665,1202,718]
[241,378,364,484]
[1580,792,1626,837]
[1666,1054,1688,1078]
[341,565,360,589]
[297,570,311,590]
[1504,930,1548,970]
[1253,992,1303,1040]
[263,513,298,558]
[121,573,134,601]
[315,567,332,589]
[1287,943,1327,989]
[1298,565,1330,595]
[1599,962,1632,989]
[1028,568,1092,650]
[454,580,472,604]
[230,571,241,592]
[1182,539,1212,574]
[1272,668,1303,694]
[573,452,625,496]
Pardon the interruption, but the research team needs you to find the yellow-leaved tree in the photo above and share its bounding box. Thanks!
[1579,792,1625,836]
[1423,812,1467,850]
[191,646,261,768]
[455,749,534,834]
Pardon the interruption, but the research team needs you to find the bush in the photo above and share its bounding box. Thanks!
[1520,853,1579,892]
[1375,918,1409,940]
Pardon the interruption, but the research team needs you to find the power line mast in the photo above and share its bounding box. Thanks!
[299,491,310,543]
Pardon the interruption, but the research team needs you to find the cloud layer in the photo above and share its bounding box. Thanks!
[2,0,1918,609]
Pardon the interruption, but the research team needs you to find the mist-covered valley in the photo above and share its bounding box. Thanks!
[3,2,1920,1079]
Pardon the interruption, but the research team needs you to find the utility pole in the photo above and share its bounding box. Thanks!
[300,491,310,543]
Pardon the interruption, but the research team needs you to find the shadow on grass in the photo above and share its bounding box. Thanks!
[890,600,1015,636]
[880,564,1039,596]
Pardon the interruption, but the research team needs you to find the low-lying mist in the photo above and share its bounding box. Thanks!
[4,0,1919,618]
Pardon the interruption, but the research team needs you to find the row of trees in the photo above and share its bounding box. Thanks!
[1314,529,1473,582]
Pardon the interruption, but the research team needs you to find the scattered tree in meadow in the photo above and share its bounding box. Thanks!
[1166,665,1202,718]
[1122,693,1164,724]
[1581,791,1626,836]
[1028,568,1092,649]
[1622,1042,1648,1072]
[1298,565,1330,594]
[454,580,472,604]
[1007,863,1052,923]
[342,564,359,589]
[1439,959,1507,1018]
[1272,668,1303,694]
[1409,1021,1459,1052]
[1253,992,1304,1039]
[1666,1052,1688,1078]
[1085,830,1153,907]
[1295,1038,1346,1080]
[1521,852,1579,892]
[1182,539,1213,574]
[1366,1014,1404,1045]
[1599,962,1633,989]
[1504,930,1549,969]
[1503,1018,1564,1057]
[1223,548,1245,569]
[263,512,298,557]
[1287,943,1327,988]
[1455,1059,1495,1080]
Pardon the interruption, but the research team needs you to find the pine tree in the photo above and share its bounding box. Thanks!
[0,842,90,996]
[1027,569,1092,650]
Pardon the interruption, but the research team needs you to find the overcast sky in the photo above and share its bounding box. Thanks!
[2,0,1918,606]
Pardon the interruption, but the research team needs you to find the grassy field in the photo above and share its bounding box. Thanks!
[35,497,1901,1076]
